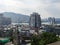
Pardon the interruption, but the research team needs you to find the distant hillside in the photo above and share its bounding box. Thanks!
[3,12,29,23]
[42,18,60,24]
[2,12,60,24]
[55,18,60,24]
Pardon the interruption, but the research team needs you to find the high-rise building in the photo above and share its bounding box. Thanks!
[29,12,41,32]
[0,13,11,25]
[48,17,55,25]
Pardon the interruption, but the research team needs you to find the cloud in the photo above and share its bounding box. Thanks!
[45,6,60,18]
[49,0,60,3]
[44,0,60,18]
[0,0,60,18]
[41,0,60,4]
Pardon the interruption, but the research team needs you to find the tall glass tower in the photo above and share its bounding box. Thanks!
[29,12,41,32]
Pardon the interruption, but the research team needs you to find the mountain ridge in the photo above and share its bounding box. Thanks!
[3,12,29,23]
[1,12,60,24]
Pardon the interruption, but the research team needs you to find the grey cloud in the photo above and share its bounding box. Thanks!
[15,8,34,15]
[50,0,60,3]
[41,0,60,4]
[45,5,60,18]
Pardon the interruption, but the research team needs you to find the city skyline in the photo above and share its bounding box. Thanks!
[0,0,60,18]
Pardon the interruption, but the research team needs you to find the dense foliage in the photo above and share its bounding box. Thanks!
[31,32,58,45]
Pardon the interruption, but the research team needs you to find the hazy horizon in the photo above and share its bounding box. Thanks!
[0,0,60,18]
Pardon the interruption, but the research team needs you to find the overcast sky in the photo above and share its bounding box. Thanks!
[0,0,60,18]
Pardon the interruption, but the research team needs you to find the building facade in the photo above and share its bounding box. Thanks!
[29,12,41,32]
[0,13,11,25]
[48,17,55,25]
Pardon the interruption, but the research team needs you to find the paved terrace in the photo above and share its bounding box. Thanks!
[5,42,30,45]
[47,41,60,45]
[5,41,60,45]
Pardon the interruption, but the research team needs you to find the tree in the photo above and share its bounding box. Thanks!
[31,32,58,45]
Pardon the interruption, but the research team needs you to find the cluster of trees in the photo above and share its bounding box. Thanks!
[31,32,59,45]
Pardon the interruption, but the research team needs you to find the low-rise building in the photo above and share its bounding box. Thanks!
[0,13,11,26]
